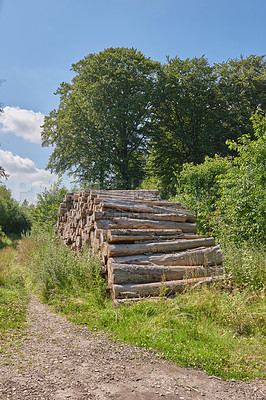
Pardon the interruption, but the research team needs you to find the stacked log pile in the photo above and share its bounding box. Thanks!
[55,190,223,301]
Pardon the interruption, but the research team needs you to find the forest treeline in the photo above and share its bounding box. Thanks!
[0,48,265,245]
[41,48,266,193]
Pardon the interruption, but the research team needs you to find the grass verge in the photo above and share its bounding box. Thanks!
[0,246,29,353]
[19,234,266,381]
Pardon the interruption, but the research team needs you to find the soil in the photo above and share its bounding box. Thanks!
[0,297,265,400]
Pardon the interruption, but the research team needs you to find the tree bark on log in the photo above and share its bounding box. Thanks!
[100,200,192,216]
[108,245,223,267]
[111,276,218,299]
[107,237,215,257]
[96,218,197,232]
[93,211,192,223]
[108,263,223,284]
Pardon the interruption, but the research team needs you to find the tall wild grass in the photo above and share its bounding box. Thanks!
[0,243,28,345]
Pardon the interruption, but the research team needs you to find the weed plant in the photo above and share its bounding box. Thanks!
[223,242,266,292]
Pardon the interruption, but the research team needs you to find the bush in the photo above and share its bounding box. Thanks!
[30,181,67,234]
[0,186,31,235]
[173,111,266,245]
[214,112,266,244]
[173,155,230,235]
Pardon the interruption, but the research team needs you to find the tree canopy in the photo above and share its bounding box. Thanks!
[148,55,266,196]
[148,56,223,195]
[42,47,160,189]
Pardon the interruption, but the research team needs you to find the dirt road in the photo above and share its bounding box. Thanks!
[0,298,265,399]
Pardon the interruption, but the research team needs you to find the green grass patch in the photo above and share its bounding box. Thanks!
[0,246,29,352]
[49,289,265,381]
[21,234,265,381]
[0,234,13,250]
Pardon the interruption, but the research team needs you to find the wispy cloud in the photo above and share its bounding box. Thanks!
[0,149,57,202]
[0,106,44,144]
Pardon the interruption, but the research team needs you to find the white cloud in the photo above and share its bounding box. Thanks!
[0,106,45,143]
[0,149,57,202]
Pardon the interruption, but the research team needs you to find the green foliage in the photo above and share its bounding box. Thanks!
[30,181,67,234]
[214,55,266,141]
[23,233,106,303]
[150,56,222,195]
[0,185,31,235]
[174,155,230,235]
[214,111,266,244]
[42,47,160,189]
[174,111,266,245]
[0,229,13,250]
[223,243,266,292]
[41,50,265,194]
[149,55,266,196]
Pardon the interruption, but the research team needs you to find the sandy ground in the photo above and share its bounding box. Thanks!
[0,297,265,400]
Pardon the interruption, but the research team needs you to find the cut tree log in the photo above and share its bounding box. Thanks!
[108,245,223,267]
[106,233,204,243]
[93,210,194,223]
[100,200,191,216]
[108,263,224,284]
[107,237,215,257]
[111,276,219,299]
[96,218,197,232]
[107,228,183,238]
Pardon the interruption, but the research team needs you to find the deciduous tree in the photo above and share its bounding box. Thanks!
[148,55,266,196]
[42,47,160,189]
[214,55,266,141]
[149,56,222,195]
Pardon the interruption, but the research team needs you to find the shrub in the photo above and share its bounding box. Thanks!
[0,185,31,236]
[30,181,67,234]
[173,111,266,245]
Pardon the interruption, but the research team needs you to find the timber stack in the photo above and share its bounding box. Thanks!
[55,190,223,301]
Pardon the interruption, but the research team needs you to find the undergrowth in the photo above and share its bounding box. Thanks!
[18,233,266,381]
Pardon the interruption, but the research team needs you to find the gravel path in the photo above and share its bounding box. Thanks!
[0,297,265,400]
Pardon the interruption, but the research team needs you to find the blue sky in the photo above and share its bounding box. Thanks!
[0,0,265,202]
